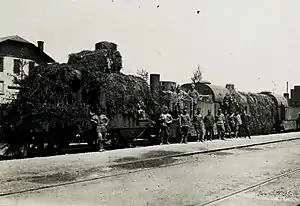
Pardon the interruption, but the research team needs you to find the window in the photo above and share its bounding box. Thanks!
[0,81,4,94]
[29,61,35,75]
[13,59,21,74]
[0,57,3,72]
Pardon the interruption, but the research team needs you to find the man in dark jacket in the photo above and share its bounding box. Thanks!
[179,107,191,144]
[241,110,251,139]
[215,109,226,140]
[204,110,214,141]
[193,108,205,142]
[296,113,300,130]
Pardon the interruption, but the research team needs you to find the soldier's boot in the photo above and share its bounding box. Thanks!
[99,141,105,152]
[218,134,222,140]
[160,135,164,145]
[196,134,200,142]
[166,136,170,145]
[201,134,204,142]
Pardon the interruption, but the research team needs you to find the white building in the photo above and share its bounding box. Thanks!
[0,35,55,104]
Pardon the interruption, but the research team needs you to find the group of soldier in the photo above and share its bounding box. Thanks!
[158,83,252,145]
[88,83,252,151]
[159,106,252,145]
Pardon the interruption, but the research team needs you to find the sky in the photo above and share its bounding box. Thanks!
[2,0,300,95]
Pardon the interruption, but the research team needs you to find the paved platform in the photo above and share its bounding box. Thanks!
[0,132,300,181]
[1,132,300,205]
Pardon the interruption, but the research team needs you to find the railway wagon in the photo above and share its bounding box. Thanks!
[181,82,231,137]
[106,113,156,148]
[180,82,293,136]
[281,105,300,132]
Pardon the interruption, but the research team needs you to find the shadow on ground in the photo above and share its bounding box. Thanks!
[209,151,234,156]
[113,156,139,163]
[27,173,78,184]
[111,150,184,170]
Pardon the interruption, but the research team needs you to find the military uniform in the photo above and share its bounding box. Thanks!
[229,113,236,136]
[159,112,173,144]
[180,112,191,143]
[241,113,251,138]
[234,113,242,138]
[216,113,226,140]
[204,114,214,141]
[194,113,205,141]
[224,113,232,137]
[90,112,109,151]
[188,89,199,116]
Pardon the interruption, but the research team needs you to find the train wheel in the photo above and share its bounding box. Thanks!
[19,143,29,158]
[109,131,120,149]
[117,130,130,148]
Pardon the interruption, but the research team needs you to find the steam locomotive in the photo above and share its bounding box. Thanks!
[8,72,300,157]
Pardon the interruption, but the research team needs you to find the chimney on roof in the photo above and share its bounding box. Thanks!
[37,41,44,52]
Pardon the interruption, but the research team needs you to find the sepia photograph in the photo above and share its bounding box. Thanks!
[0,0,300,205]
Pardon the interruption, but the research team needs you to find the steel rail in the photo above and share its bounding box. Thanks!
[0,137,299,198]
[195,166,300,206]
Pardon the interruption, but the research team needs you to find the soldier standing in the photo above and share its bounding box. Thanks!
[234,111,242,138]
[90,108,109,152]
[193,108,205,142]
[224,110,232,138]
[215,109,226,140]
[159,106,173,145]
[204,110,214,141]
[176,86,189,114]
[296,113,300,130]
[137,102,147,120]
[179,107,191,144]
[241,110,251,139]
[228,111,236,138]
[188,83,200,116]
[223,93,232,113]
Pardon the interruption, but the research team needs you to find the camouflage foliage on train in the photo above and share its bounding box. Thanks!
[180,82,294,136]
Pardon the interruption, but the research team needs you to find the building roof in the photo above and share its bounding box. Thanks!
[0,35,30,44]
[0,35,55,63]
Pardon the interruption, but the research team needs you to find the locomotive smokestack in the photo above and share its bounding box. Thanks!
[225,84,235,91]
[150,74,160,97]
[283,93,289,101]
[37,41,44,52]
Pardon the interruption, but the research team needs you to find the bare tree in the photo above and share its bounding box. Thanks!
[137,68,149,82]
[191,64,203,84]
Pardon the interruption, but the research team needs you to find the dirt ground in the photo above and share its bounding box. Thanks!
[0,139,299,206]
[212,170,300,206]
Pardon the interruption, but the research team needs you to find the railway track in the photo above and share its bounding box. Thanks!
[0,137,300,200]
[195,167,300,206]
